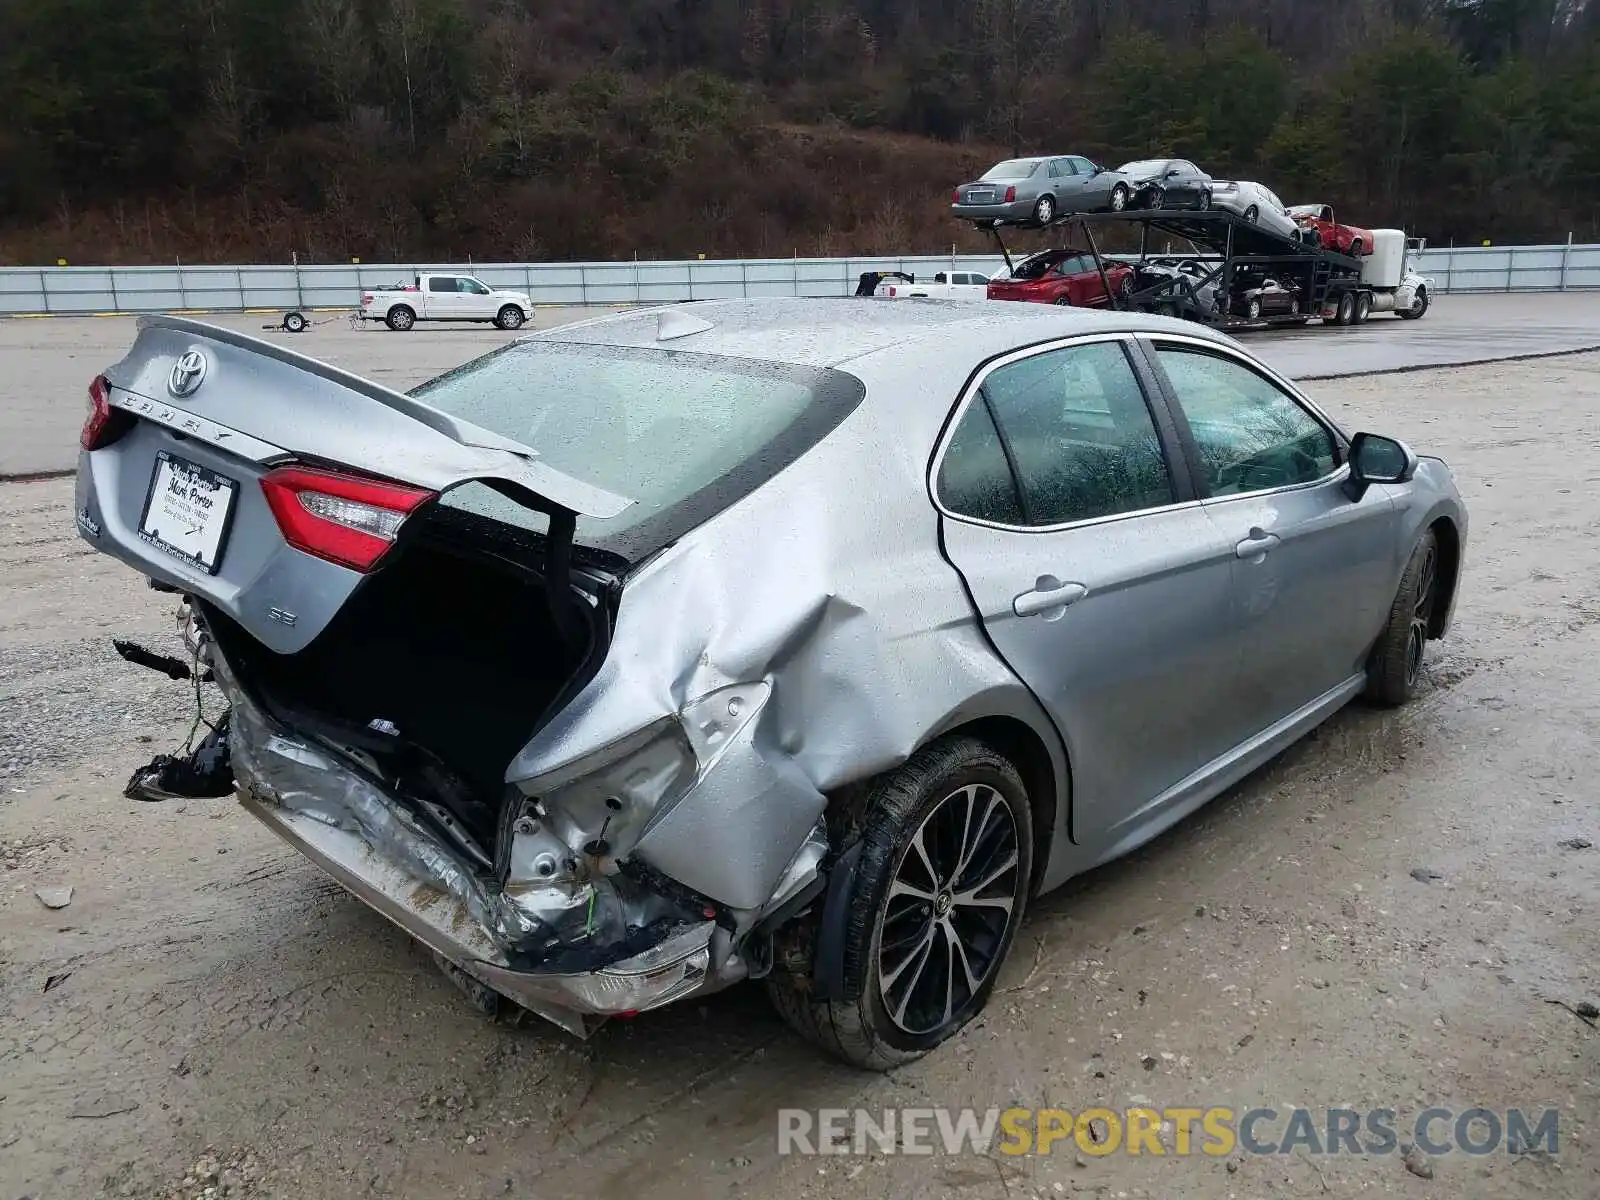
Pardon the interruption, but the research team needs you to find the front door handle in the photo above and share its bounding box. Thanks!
[1235,528,1282,560]
[1013,576,1088,618]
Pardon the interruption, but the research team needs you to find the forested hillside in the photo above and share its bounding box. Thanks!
[2,0,1597,263]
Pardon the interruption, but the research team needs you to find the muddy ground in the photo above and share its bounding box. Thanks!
[3,352,1600,1199]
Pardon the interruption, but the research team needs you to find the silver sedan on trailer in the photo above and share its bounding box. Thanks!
[74,300,1466,1069]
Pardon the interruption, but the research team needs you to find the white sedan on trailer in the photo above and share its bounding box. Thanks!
[1210,181,1301,240]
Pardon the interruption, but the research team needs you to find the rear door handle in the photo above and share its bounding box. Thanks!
[1013,576,1088,618]
[1235,529,1282,559]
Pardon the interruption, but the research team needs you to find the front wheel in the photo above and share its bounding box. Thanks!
[1365,530,1441,706]
[496,304,526,331]
[1196,189,1212,211]
[1247,297,1262,321]
[1399,286,1429,320]
[1052,295,1073,306]
[1109,184,1130,212]
[766,737,1034,1070]
[1244,204,1260,223]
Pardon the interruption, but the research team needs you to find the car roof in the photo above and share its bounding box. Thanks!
[526,296,1234,371]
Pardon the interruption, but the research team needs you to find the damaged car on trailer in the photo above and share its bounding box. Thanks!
[76,299,1466,1069]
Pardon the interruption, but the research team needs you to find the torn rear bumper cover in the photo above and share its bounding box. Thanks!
[222,663,721,1035]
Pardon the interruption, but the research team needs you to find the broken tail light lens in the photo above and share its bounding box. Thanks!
[80,374,135,451]
[261,465,434,572]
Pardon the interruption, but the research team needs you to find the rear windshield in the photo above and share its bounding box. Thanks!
[409,342,866,563]
[981,160,1041,181]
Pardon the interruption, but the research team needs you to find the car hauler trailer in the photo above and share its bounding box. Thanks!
[974,209,1431,329]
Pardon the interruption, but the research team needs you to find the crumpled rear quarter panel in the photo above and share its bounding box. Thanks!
[506,347,1063,912]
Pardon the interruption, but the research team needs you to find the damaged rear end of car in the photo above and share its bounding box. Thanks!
[76,316,854,1035]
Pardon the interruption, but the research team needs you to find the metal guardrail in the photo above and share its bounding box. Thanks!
[1,241,1596,316]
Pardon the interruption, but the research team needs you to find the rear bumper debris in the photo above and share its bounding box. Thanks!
[217,653,723,1035]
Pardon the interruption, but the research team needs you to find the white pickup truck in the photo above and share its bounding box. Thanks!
[875,269,993,300]
[359,273,533,331]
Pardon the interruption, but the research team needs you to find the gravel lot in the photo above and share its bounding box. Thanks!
[3,334,1600,1198]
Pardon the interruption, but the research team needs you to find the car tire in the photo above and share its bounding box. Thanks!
[766,736,1034,1071]
[1350,238,1364,256]
[1364,529,1441,707]
[495,304,526,331]
[1247,297,1262,321]
[1196,189,1211,211]
[1052,295,1073,306]
[1145,187,1166,211]
[1033,195,1056,225]
[1399,286,1429,320]
[1110,184,1130,212]
[1244,204,1260,223]
[386,305,416,332]
[282,311,308,333]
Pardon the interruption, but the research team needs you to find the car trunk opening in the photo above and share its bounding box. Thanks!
[202,503,612,861]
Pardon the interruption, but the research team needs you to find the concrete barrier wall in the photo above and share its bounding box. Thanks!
[2,242,1596,316]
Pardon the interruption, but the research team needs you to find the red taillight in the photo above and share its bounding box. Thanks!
[361,293,373,304]
[1005,185,1016,203]
[80,374,134,451]
[952,188,961,203]
[260,465,434,572]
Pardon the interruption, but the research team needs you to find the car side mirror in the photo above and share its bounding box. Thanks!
[1345,432,1419,500]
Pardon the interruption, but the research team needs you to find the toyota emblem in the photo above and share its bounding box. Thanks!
[168,349,208,398]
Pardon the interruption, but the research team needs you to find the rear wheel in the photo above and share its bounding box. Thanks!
[1365,530,1440,706]
[1052,295,1073,306]
[1196,189,1212,211]
[1335,292,1357,326]
[766,737,1033,1070]
[1247,297,1263,321]
[495,304,526,331]
[1354,292,1372,323]
[386,305,415,332]
[1033,194,1056,225]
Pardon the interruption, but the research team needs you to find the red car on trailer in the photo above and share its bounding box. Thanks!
[986,248,1134,307]
[1287,204,1375,257]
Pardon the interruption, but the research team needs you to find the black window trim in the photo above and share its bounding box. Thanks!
[929,332,1200,535]
[1133,334,1352,503]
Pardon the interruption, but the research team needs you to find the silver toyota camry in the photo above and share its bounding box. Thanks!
[74,300,1466,1069]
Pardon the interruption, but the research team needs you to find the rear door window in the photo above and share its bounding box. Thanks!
[427,277,458,293]
[938,341,1175,527]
